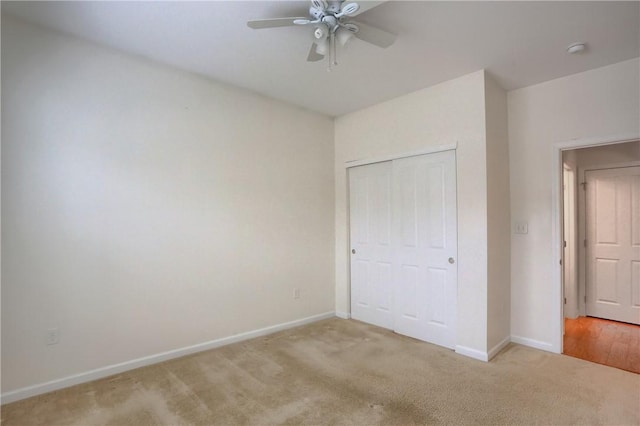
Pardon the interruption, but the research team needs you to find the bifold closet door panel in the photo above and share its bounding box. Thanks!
[349,161,394,329]
[392,151,458,349]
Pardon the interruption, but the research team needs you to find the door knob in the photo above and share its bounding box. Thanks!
[352,249,356,254]
[448,257,455,264]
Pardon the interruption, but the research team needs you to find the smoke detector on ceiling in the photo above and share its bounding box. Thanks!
[567,43,587,54]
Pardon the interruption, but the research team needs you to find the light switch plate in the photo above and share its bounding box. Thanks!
[514,222,528,234]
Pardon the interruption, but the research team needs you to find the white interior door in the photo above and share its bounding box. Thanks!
[348,150,458,349]
[392,151,457,348]
[349,161,394,329]
[585,166,640,325]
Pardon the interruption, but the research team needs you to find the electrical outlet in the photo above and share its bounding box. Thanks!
[45,328,60,345]
[514,222,528,234]
[293,288,300,299]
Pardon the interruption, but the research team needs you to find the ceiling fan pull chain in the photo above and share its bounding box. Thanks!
[327,31,335,71]
[332,30,338,66]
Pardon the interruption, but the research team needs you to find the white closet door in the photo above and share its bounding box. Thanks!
[586,166,640,325]
[349,161,394,329]
[392,151,458,348]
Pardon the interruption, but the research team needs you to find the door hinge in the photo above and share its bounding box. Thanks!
[581,182,587,190]
[564,297,567,304]
[563,240,567,248]
[584,295,587,303]
[559,259,562,266]
[584,239,587,247]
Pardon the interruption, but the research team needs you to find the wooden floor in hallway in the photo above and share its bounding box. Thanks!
[564,316,640,374]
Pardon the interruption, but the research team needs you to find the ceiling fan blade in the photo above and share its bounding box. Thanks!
[350,21,396,48]
[311,0,329,12]
[247,18,306,29]
[350,1,386,16]
[307,43,325,62]
[335,2,359,18]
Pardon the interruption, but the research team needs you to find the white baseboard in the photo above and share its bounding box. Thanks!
[335,311,351,319]
[457,335,553,361]
[455,345,489,362]
[487,336,511,360]
[1,311,335,405]
[510,335,554,352]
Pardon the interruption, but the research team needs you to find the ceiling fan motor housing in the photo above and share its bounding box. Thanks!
[310,0,346,20]
[309,6,323,20]
[326,1,343,13]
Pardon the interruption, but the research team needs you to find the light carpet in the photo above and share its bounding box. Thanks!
[2,318,639,425]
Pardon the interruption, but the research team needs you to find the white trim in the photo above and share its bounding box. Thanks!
[1,311,335,405]
[344,143,457,168]
[510,335,554,352]
[335,311,351,319]
[552,134,640,152]
[551,133,639,355]
[577,166,588,316]
[580,161,640,173]
[487,336,511,360]
[455,345,489,362]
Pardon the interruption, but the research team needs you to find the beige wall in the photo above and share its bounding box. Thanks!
[484,73,511,353]
[334,70,492,356]
[508,58,640,351]
[1,17,335,394]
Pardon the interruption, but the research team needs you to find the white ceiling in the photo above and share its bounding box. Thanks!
[3,1,639,117]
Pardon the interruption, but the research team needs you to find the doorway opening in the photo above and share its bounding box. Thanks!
[559,140,640,373]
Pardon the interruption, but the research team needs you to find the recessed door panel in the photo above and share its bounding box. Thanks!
[399,264,419,319]
[353,260,369,307]
[352,174,369,245]
[595,258,618,304]
[426,267,447,326]
[375,261,393,312]
[632,175,640,247]
[632,261,640,308]
[595,178,618,244]
[427,165,446,249]
[400,169,418,248]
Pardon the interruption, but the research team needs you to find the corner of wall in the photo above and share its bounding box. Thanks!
[484,72,512,350]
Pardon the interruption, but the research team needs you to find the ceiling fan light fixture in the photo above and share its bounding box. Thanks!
[315,38,329,55]
[313,26,328,40]
[337,27,355,46]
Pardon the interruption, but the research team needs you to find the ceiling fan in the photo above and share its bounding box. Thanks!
[247,0,396,68]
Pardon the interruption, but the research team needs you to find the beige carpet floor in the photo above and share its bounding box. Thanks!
[2,318,639,425]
